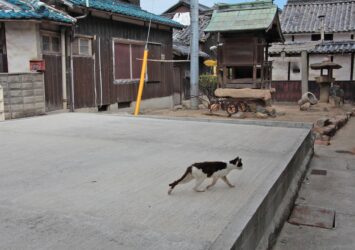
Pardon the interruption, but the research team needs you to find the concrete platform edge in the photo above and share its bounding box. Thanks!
[111,114,314,129]
[210,131,314,250]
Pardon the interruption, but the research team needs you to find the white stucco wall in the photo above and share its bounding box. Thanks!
[271,58,288,80]
[270,56,303,81]
[333,33,353,41]
[332,54,352,80]
[5,22,40,73]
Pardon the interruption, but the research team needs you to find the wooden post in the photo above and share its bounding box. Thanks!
[301,50,309,94]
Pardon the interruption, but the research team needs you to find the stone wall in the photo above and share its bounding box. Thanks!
[0,73,45,120]
[0,85,4,121]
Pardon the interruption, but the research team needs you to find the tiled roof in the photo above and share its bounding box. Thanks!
[172,13,212,59]
[162,0,211,15]
[173,42,209,58]
[173,14,211,44]
[0,0,75,23]
[205,0,279,32]
[67,0,183,28]
[281,0,355,33]
[269,40,355,54]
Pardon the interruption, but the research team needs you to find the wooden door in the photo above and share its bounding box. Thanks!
[73,57,95,109]
[72,36,96,109]
[42,32,63,112]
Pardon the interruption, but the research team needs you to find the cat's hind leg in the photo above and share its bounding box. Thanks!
[193,178,206,192]
[206,177,219,189]
[168,168,193,195]
[221,176,235,188]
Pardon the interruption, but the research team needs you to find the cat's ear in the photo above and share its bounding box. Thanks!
[230,157,239,165]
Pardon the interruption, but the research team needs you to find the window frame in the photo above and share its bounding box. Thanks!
[112,38,146,84]
[41,31,61,55]
[78,38,92,56]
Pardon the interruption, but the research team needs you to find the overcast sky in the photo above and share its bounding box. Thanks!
[141,0,287,14]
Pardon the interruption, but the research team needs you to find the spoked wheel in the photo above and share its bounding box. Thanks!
[238,102,249,112]
[226,103,238,117]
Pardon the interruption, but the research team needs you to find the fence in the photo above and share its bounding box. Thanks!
[0,73,45,119]
[272,81,355,102]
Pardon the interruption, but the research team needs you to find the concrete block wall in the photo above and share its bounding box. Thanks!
[0,85,4,121]
[0,73,45,119]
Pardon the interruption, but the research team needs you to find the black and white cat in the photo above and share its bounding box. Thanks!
[168,157,243,195]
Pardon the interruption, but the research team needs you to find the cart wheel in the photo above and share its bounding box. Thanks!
[238,102,248,112]
[226,103,238,116]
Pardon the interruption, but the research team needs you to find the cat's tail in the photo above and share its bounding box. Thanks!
[168,166,193,195]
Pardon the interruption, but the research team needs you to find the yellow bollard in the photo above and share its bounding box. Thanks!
[134,49,149,116]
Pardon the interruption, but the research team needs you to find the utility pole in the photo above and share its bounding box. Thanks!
[190,0,199,109]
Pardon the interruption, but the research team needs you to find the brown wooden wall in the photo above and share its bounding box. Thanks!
[272,81,355,102]
[43,54,63,111]
[73,15,174,108]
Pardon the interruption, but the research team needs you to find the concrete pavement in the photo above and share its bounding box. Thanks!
[273,118,355,250]
[0,113,312,250]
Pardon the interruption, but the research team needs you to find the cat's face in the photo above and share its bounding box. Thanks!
[230,157,243,169]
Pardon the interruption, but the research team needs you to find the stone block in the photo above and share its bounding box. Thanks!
[0,76,9,83]
[21,74,37,82]
[9,83,22,90]
[34,96,45,103]
[256,112,268,119]
[7,75,21,83]
[23,103,35,110]
[34,89,44,96]
[22,90,34,97]
[34,103,45,110]
[32,73,44,82]
[23,97,35,104]
[10,97,24,105]
[316,117,330,127]
[300,102,311,111]
[33,81,44,89]
[21,82,34,90]
[10,90,23,97]
[10,104,24,112]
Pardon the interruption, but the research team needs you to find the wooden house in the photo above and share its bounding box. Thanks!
[205,0,284,89]
[47,0,182,111]
[0,0,75,118]
[162,0,214,103]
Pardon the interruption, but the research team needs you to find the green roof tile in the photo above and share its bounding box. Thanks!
[205,0,278,32]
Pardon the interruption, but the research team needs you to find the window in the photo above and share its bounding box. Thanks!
[311,33,333,41]
[113,40,162,84]
[114,41,144,83]
[325,34,333,40]
[41,34,60,53]
[351,34,354,40]
[72,37,92,56]
[146,43,162,83]
[227,66,253,80]
[79,38,91,55]
[311,34,321,41]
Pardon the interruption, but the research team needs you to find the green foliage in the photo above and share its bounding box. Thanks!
[199,74,217,100]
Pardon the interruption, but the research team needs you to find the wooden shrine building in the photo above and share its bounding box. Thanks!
[205,0,284,89]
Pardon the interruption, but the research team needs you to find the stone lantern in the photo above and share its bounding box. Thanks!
[310,60,342,103]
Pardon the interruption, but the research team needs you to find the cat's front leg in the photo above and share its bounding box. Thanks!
[222,176,235,188]
[206,177,219,189]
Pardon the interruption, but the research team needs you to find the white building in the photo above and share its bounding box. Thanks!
[269,0,355,101]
